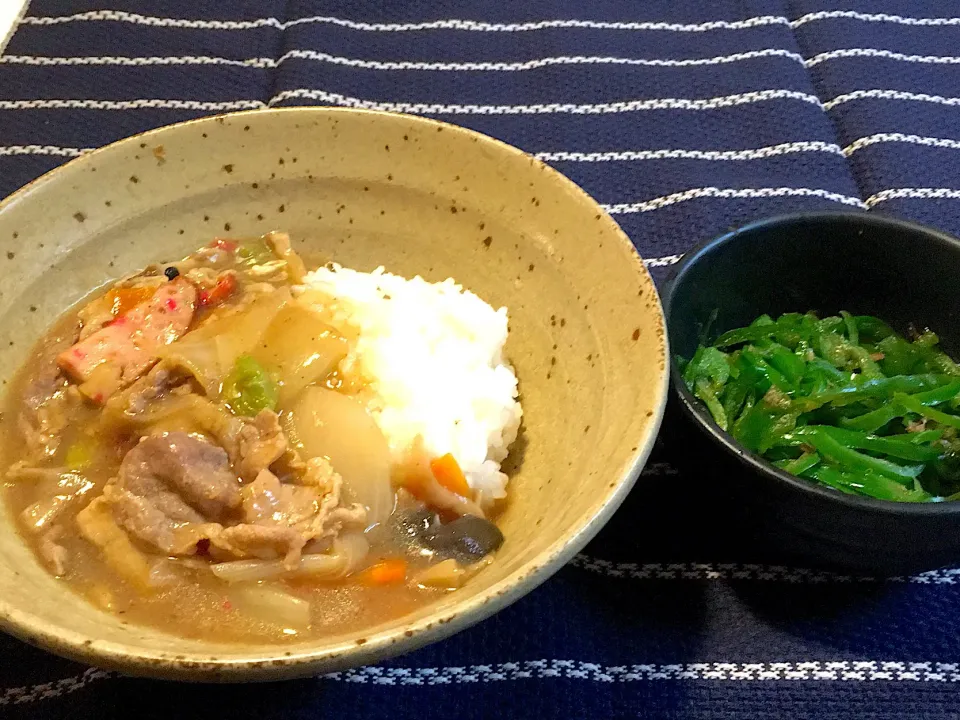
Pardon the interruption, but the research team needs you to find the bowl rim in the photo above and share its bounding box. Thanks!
[664,209,960,518]
[0,105,670,680]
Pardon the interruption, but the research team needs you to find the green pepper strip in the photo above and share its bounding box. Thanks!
[780,426,942,462]
[841,381,960,432]
[796,427,924,483]
[740,348,791,392]
[714,324,779,348]
[775,452,821,475]
[697,347,730,386]
[896,392,960,429]
[807,374,952,408]
[840,404,904,433]
[222,354,279,417]
[906,429,946,445]
[237,237,276,265]
[694,378,728,430]
[762,343,806,385]
[721,381,749,429]
[801,465,857,495]
[854,315,895,342]
[681,346,705,387]
[803,465,932,502]
[840,311,859,346]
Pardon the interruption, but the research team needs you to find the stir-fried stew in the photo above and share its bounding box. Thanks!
[1,233,504,641]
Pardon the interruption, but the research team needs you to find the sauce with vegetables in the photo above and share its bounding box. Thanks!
[681,311,960,502]
[1,233,506,642]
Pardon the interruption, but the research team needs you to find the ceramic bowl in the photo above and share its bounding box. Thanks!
[0,108,668,681]
[664,211,960,575]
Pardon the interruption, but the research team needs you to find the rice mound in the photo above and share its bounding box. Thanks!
[300,264,522,504]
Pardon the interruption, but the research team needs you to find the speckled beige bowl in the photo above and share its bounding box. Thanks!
[0,108,667,681]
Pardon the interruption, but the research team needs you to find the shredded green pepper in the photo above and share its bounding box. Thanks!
[237,237,276,266]
[222,354,279,417]
[64,439,95,471]
[681,310,960,502]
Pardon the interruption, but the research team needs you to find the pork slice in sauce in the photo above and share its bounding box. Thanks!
[107,432,240,554]
[19,472,94,534]
[38,526,67,576]
[57,279,197,403]
[226,466,365,567]
[18,360,79,461]
[241,469,321,527]
[300,459,368,538]
[217,523,306,567]
[106,430,363,567]
[236,410,289,482]
[111,362,183,416]
[104,485,199,554]
[117,432,241,521]
[244,460,367,538]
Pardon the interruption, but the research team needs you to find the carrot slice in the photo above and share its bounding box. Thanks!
[430,453,471,498]
[360,558,407,586]
[105,286,154,317]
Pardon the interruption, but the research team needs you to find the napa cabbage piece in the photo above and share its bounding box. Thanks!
[210,533,369,583]
[223,584,311,630]
[76,497,153,593]
[250,303,350,407]
[100,393,242,450]
[286,387,394,527]
[156,288,289,396]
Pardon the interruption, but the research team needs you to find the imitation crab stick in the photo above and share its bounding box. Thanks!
[57,278,197,403]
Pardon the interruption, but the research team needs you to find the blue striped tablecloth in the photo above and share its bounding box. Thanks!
[2,2,960,718]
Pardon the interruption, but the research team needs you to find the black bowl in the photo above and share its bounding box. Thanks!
[663,211,960,576]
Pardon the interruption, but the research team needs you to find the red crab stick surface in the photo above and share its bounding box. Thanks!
[57,279,197,403]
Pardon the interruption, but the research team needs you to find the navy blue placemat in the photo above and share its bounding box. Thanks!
[2,2,960,718]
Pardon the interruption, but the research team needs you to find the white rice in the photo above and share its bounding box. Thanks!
[300,264,522,504]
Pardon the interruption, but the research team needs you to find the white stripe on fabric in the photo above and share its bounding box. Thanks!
[4,659,959,697]
[0,98,263,110]
[327,660,960,684]
[643,255,684,268]
[8,47,960,74]
[824,89,960,111]
[0,54,274,68]
[279,47,803,71]
[268,88,823,114]
[0,144,89,156]
[18,10,791,33]
[844,133,960,156]
[602,187,865,215]
[0,48,807,72]
[792,11,960,28]
[12,47,960,74]
[570,555,960,584]
[865,187,960,207]
[0,668,112,705]
[536,141,843,163]
[806,48,960,68]
[0,90,821,115]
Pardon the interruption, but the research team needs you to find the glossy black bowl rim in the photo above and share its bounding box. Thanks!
[663,210,960,517]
